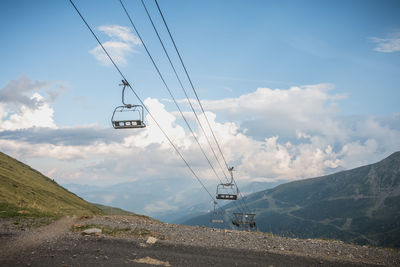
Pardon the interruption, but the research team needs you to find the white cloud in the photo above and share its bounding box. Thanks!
[0,76,58,131]
[369,32,400,53]
[0,75,49,108]
[90,25,141,66]
[0,94,56,131]
[1,82,399,194]
[98,25,141,45]
[201,84,348,143]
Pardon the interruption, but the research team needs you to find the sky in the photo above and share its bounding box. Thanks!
[1,0,400,217]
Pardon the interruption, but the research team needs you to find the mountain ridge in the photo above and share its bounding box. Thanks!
[184,151,400,248]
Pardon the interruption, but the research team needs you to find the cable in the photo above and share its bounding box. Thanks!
[139,0,230,183]
[119,0,245,214]
[154,0,251,213]
[68,0,215,204]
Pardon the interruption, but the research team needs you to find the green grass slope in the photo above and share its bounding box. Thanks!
[0,152,103,218]
[185,152,400,248]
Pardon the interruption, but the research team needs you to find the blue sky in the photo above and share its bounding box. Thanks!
[1,0,399,217]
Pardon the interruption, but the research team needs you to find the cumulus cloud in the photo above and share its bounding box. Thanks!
[0,95,56,130]
[1,82,399,195]
[0,76,62,131]
[369,32,400,53]
[0,75,49,108]
[90,25,141,66]
[199,84,347,143]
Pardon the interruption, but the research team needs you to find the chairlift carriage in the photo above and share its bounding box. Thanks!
[216,167,238,200]
[232,212,257,231]
[111,80,146,129]
[210,201,224,224]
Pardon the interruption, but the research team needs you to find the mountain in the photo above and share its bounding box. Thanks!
[62,179,212,222]
[63,180,281,223]
[0,152,103,217]
[184,152,400,248]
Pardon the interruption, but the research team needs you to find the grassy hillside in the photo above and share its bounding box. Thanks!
[185,152,400,248]
[0,152,103,217]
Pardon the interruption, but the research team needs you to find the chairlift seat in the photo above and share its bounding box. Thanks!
[112,119,145,129]
[216,193,237,200]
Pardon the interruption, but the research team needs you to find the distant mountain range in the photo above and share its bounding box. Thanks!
[63,179,279,223]
[184,152,400,248]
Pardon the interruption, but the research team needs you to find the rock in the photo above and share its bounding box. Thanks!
[73,224,85,229]
[82,228,102,236]
[146,236,157,245]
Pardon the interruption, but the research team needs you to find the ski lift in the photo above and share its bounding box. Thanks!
[216,167,238,200]
[210,201,224,224]
[111,80,146,129]
[232,212,257,231]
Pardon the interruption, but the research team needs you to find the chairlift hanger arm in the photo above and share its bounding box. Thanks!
[120,79,131,107]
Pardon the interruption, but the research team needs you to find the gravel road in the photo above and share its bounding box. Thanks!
[1,215,399,267]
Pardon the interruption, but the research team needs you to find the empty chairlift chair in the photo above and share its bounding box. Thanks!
[216,167,238,200]
[210,201,224,224]
[111,80,146,129]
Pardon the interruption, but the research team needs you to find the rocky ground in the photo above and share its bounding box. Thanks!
[1,215,399,266]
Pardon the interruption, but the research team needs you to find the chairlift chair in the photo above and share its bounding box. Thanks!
[216,167,238,200]
[111,80,146,129]
[232,212,257,231]
[210,201,224,224]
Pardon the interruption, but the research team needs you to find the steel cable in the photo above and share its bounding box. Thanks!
[68,0,216,205]
[154,0,251,213]
[119,0,246,214]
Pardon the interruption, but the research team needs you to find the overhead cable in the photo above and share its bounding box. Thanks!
[154,0,251,213]
[118,0,245,214]
[68,0,215,203]
[139,0,230,183]
[137,0,247,214]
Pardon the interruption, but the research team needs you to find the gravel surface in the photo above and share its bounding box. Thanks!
[1,215,399,266]
[78,215,400,266]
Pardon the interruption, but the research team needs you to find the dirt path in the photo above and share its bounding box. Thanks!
[0,216,78,258]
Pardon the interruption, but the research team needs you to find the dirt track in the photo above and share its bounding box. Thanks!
[0,215,399,267]
[0,216,78,258]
